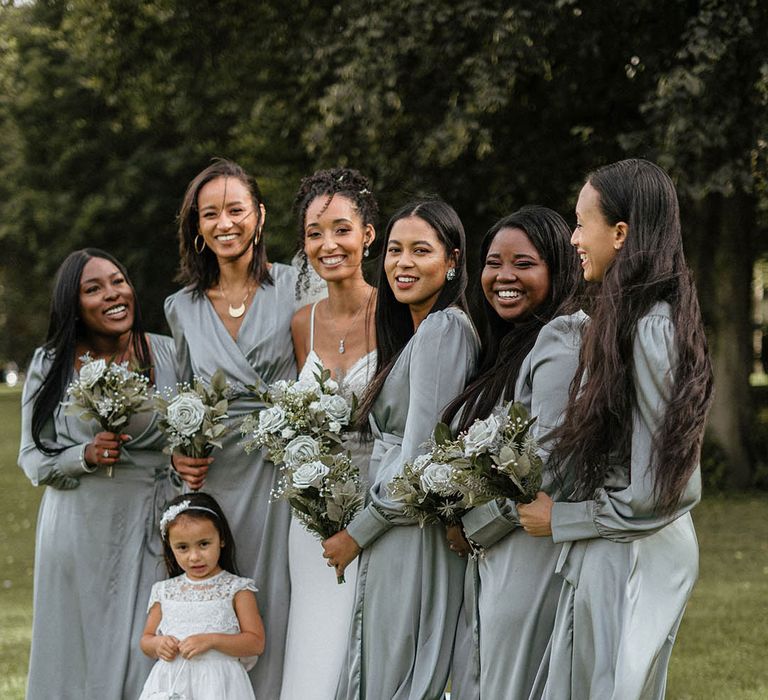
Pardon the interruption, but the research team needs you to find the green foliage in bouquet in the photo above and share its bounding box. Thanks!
[154,368,231,458]
[64,354,151,431]
[239,364,352,462]
[272,452,365,541]
[389,402,543,527]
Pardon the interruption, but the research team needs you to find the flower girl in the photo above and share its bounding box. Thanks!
[139,493,265,700]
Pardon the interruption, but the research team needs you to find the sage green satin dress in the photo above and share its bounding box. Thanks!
[164,263,299,699]
[452,312,585,700]
[337,307,480,700]
[18,334,179,700]
[543,303,702,700]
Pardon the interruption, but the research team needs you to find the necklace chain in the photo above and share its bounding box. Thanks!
[327,292,371,354]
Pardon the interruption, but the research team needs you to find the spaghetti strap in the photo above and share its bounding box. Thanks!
[309,301,321,352]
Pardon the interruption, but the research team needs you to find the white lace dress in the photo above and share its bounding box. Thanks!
[280,301,376,700]
[139,571,258,700]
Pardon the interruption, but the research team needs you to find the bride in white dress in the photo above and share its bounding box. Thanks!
[281,168,378,700]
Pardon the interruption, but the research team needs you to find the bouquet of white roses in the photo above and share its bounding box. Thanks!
[388,402,543,528]
[239,365,353,462]
[272,451,365,583]
[64,353,152,476]
[154,369,231,458]
[241,365,364,582]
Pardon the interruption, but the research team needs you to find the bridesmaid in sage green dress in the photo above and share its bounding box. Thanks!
[165,159,298,698]
[519,159,714,700]
[441,206,583,700]
[18,249,178,700]
[322,200,480,700]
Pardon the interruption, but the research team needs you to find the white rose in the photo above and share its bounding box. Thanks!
[271,379,291,398]
[292,460,330,489]
[166,392,206,436]
[281,426,296,440]
[328,420,341,434]
[412,453,433,472]
[79,358,107,388]
[283,435,321,467]
[463,414,502,457]
[288,376,321,397]
[323,378,339,394]
[318,394,351,424]
[258,405,287,434]
[420,462,457,496]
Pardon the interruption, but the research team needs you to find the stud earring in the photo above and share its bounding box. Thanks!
[194,235,206,254]
[446,268,457,281]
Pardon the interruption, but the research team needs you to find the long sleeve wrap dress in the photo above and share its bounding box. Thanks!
[452,312,585,700]
[336,307,480,700]
[18,333,179,700]
[543,302,701,700]
[164,262,298,698]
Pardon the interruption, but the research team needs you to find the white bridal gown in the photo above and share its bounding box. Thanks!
[280,301,377,700]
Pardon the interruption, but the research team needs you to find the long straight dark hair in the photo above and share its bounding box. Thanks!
[442,206,583,432]
[29,249,152,454]
[161,492,240,577]
[552,159,714,514]
[176,158,272,296]
[355,199,469,430]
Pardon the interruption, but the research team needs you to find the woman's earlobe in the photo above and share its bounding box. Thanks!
[614,222,629,250]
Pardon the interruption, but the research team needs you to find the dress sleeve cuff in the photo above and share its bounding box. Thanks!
[462,500,518,549]
[58,443,97,477]
[550,500,601,543]
[346,504,393,549]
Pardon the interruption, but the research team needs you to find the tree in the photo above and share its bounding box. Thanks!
[624,0,768,487]
[1,0,764,484]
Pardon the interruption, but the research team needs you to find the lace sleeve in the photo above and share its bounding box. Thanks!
[147,580,164,612]
[229,575,258,596]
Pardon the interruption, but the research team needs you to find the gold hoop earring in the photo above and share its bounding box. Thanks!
[194,234,206,254]
[253,227,263,248]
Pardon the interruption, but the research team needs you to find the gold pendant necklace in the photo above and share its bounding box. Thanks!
[219,280,250,318]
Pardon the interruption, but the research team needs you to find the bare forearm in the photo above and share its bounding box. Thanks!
[140,634,157,658]
[207,631,264,657]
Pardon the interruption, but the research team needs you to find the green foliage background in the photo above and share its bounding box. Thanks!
[1,0,767,484]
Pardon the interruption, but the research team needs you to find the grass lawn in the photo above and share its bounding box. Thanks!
[1,387,766,699]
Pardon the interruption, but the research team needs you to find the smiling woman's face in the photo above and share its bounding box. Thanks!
[384,215,455,317]
[481,227,550,322]
[78,257,135,337]
[303,194,372,282]
[197,176,261,261]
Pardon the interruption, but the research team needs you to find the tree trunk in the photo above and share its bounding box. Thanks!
[689,191,756,488]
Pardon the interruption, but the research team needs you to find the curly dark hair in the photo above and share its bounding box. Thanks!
[176,158,272,296]
[552,158,714,515]
[293,167,379,295]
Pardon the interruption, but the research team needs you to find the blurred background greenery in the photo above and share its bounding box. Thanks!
[2,0,767,487]
[0,0,767,697]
